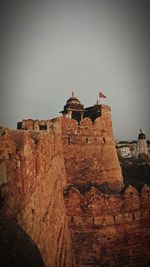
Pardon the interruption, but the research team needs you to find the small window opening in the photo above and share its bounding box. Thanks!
[103,137,106,143]
[68,136,71,144]
[86,137,89,143]
[40,125,47,130]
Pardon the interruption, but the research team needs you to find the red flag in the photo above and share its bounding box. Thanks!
[99,92,106,98]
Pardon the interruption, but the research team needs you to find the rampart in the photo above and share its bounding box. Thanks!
[65,185,150,267]
[16,105,124,192]
[17,118,58,131]
[65,184,150,222]
[0,124,76,267]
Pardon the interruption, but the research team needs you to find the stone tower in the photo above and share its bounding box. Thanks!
[136,129,148,158]
[60,94,124,193]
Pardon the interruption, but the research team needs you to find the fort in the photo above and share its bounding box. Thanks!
[0,94,150,267]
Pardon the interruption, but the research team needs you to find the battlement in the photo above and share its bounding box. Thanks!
[60,116,113,146]
[65,184,150,217]
[17,104,112,131]
[65,184,150,239]
[65,184,150,266]
[17,118,58,131]
[16,105,114,147]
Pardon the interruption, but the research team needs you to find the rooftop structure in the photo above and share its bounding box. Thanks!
[60,92,84,123]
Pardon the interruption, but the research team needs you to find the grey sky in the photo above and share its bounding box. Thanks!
[0,0,149,140]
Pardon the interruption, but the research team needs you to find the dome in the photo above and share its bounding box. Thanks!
[138,130,146,140]
[66,93,81,105]
[60,92,84,117]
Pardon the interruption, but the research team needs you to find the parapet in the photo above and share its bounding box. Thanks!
[65,184,150,217]
[0,127,9,136]
[17,117,62,134]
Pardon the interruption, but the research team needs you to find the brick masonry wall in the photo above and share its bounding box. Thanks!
[65,185,150,267]
[0,103,150,267]
[61,105,124,193]
[0,128,76,267]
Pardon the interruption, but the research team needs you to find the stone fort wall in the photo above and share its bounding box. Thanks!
[65,185,150,267]
[0,126,76,267]
[0,103,150,267]
[60,105,124,194]
[17,119,54,131]
[16,105,124,192]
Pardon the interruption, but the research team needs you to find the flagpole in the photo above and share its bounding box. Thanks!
[99,92,100,105]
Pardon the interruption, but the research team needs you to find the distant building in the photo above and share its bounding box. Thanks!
[116,141,134,159]
[130,142,137,158]
[136,129,148,158]
[120,147,132,158]
[116,130,149,159]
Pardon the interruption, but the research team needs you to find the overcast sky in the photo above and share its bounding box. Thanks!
[0,0,149,140]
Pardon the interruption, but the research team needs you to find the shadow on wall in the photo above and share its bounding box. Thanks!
[0,216,45,267]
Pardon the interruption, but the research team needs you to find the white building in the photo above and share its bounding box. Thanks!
[120,147,132,158]
[136,130,148,158]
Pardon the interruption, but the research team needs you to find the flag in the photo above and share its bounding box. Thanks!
[99,92,106,98]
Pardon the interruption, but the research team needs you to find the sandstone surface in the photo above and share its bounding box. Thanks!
[0,128,75,267]
[0,104,150,267]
